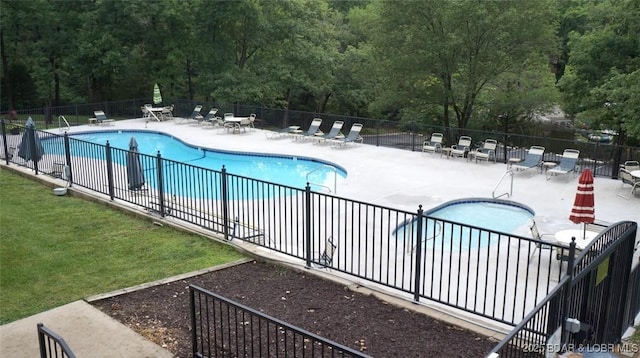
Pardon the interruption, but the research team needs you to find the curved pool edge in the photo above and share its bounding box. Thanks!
[393,197,535,238]
[423,197,535,217]
[53,128,348,178]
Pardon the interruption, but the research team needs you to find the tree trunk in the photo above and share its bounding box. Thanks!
[0,29,14,113]
[186,58,194,100]
[319,92,331,113]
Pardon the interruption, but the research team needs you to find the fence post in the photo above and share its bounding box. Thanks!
[305,183,312,268]
[502,133,508,163]
[561,238,577,347]
[1,120,8,165]
[410,120,419,151]
[612,144,622,179]
[413,205,424,303]
[156,152,166,217]
[105,141,115,200]
[221,166,230,240]
[189,287,199,357]
[63,133,73,187]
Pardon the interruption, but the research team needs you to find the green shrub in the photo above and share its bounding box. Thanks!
[5,123,21,135]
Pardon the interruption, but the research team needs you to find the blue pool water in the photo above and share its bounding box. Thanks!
[43,130,346,198]
[394,199,534,250]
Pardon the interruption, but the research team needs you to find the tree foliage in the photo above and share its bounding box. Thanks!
[0,0,638,141]
[366,0,559,130]
[557,0,640,143]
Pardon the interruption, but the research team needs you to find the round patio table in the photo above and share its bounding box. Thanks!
[554,229,598,250]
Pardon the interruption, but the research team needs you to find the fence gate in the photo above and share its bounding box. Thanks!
[564,222,637,346]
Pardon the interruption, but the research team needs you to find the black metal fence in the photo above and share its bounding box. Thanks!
[485,276,572,357]
[3,99,639,179]
[2,118,639,356]
[189,285,370,358]
[37,323,76,358]
[488,221,638,357]
[0,124,598,326]
[625,265,640,331]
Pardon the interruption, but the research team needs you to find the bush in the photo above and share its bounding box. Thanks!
[5,123,21,135]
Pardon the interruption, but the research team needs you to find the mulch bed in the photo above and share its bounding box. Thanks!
[91,260,498,357]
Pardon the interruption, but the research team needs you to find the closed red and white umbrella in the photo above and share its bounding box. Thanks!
[569,168,595,239]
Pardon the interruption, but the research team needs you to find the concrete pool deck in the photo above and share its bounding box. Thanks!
[62,117,638,228]
[1,117,639,357]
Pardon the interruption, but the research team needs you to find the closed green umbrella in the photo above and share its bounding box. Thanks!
[18,117,44,163]
[153,83,162,105]
[126,136,145,190]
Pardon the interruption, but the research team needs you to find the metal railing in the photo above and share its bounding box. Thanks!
[37,323,76,358]
[58,115,70,132]
[488,221,638,357]
[487,276,571,357]
[2,122,639,353]
[1,127,571,325]
[493,169,514,199]
[306,164,338,193]
[190,285,370,358]
[3,99,639,179]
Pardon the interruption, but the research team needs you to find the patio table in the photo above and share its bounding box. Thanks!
[554,229,598,251]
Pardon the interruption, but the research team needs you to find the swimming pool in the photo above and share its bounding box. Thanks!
[394,198,534,251]
[42,130,346,198]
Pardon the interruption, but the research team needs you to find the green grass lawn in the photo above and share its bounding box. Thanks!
[0,168,245,324]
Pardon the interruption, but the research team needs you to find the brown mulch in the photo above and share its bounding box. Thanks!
[91,260,497,357]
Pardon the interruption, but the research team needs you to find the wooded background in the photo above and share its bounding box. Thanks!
[1,0,638,144]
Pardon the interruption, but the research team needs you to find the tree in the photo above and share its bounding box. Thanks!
[1,0,43,111]
[557,0,640,143]
[194,0,342,114]
[367,0,558,130]
[590,70,640,143]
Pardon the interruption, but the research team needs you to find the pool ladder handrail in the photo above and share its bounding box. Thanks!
[58,115,70,132]
[306,164,337,193]
[407,220,443,255]
[493,169,514,199]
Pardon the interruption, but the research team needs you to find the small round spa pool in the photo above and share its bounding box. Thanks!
[394,198,535,251]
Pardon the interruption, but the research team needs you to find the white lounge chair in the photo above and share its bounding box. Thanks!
[450,136,472,159]
[176,105,203,125]
[422,133,443,154]
[511,146,545,173]
[472,139,497,163]
[293,118,323,141]
[200,108,219,128]
[188,105,206,126]
[316,121,344,144]
[331,123,363,147]
[546,149,580,180]
[90,110,115,126]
